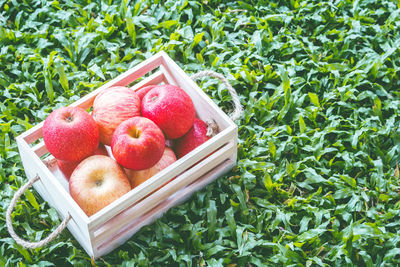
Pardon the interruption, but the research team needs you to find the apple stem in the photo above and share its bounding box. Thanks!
[129,128,141,138]
[206,119,218,137]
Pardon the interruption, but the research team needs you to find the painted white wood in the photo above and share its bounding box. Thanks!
[88,125,236,229]
[32,141,47,158]
[159,64,178,86]
[19,122,43,145]
[95,159,235,258]
[92,141,235,245]
[130,70,166,92]
[46,157,69,192]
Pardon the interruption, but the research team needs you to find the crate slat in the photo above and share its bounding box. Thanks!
[159,64,179,86]
[130,70,166,92]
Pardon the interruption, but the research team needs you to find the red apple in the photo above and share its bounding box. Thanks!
[135,85,157,100]
[43,106,99,162]
[125,147,177,188]
[69,155,131,217]
[111,116,165,170]
[141,84,195,139]
[174,118,211,158]
[92,86,141,145]
[57,144,109,180]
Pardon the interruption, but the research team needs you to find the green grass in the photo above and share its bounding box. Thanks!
[2,0,400,266]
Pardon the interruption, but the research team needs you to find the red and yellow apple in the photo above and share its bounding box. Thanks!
[69,155,131,216]
[57,144,109,180]
[174,118,211,158]
[125,147,177,188]
[92,86,141,145]
[141,84,195,139]
[111,116,165,170]
[43,106,99,162]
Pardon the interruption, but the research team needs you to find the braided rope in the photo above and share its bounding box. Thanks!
[191,70,243,122]
[6,175,71,249]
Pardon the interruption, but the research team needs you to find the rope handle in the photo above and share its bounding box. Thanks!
[191,70,243,122]
[6,175,72,249]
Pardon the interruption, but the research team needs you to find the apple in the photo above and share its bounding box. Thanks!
[43,106,99,162]
[92,86,141,146]
[69,155,131,216]
[125,147,177,188]
[57,144,109,180]
[135,85,157,100]
[111,116,165,170]
[141,84,195,139]
[174,118,211,158]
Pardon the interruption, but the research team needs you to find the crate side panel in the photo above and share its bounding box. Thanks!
[92,141,235,245]
[95,158,235,258]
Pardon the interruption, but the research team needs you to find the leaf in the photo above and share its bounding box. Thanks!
[340,175,357,188]
[157,20,178,29]
[299,115,306,134]
[126,8,136,45]
[268,139,276,158]
[25,189,40,211]
[232,184,249,216]
[44,70,54,103]
[207,200,217,238]
[264,173,273,192]
[55,59,69,92]
[89,64,105,80]
[308,92,320,107]
[225,207,237,234]
[278,66,291,105]
[13,244,32,263]
[252,30,263,54]
[193,32,205,46]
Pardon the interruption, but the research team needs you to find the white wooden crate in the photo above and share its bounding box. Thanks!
[15,51,238,258]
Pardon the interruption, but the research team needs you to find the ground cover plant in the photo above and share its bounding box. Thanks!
[1,0,400,265]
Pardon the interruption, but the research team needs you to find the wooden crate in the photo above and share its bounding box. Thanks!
[15,51,238,258]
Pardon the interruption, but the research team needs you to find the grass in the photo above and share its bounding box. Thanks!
[2,0,400,266]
